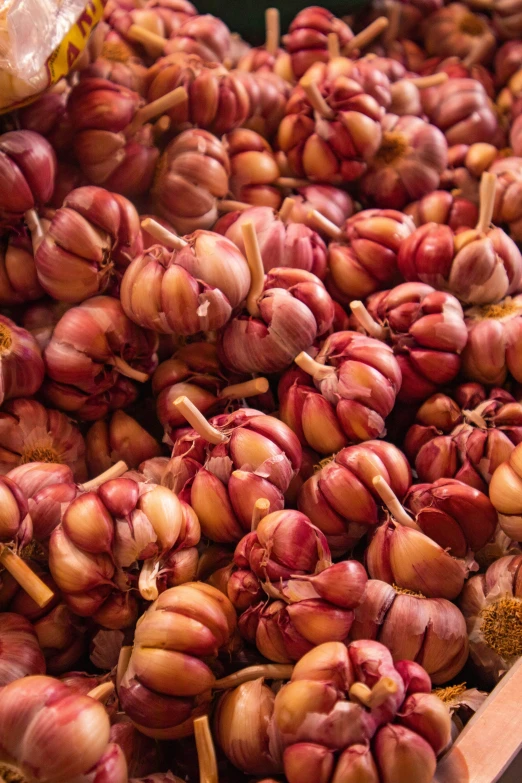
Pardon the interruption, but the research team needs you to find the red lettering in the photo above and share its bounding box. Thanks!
[67,41,81,68]
[76,8,92,37]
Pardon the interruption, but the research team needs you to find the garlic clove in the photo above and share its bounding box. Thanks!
[283,742,335,783]
[61,492,114,554]
[374,724,437,783]
[130,646,216,697]
[332,744,380,783]
[214,678,283,776]
[397,692,452,755]
[287,599,354,645]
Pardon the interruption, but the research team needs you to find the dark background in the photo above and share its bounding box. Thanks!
[193,2,366,44]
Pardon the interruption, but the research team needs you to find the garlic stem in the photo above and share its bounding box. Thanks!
[126,86,188,136]
[349,682,372,705]
[476,171,497,234]
[116,645,132,689]
[217,199,251,213]
[367,676,399,707]
[350,301,386,340]
[214,663,294,689]
[300,78,335,120]
[112,356,150,383]
[372,476,421,530]
[24,209,44,253]
[384,1,401,47]
[0,763,26,782]
[251,498,271,531]
[153,115,171,140]
[276,177,311,188]
[344,17,389,53]
[174,396,227,444]
[194,715,218,783]
[406,73,448,88]
[127,24,166,56]
[349,676,399,708]
[265,7,280,55]
[307,209,342,239]
[219,377,269,399]
[0,547,54,608]
[463,404,488,429]
[87,681,115,704]
[278,197,296,223]
[141,218,188,249]
[82,460,129,491]
[241,222,265,318]
[327,32,340,59]
[138,557,160,601]
[294,351,335,382]
[463,35,493,68]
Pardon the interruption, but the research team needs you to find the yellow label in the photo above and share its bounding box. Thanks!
[1,0,108,113]
[46,0,108,82]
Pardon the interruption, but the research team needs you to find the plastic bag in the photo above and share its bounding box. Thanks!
[0,0,106,112]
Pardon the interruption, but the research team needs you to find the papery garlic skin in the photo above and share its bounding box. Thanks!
[0,399,87,480]
[68,77,158,198]
[86,411,162,476]
[165,15,231,63]
[405,189,478,231]
[109,717,160,777]
[364,282,468,402]
[118,582,236,737]
[43,296,158,421]
[171,408,302,542]
[462,296,522,386]
[0,612,46,686]
[404,385,522,490]
[216,205,328,278]
[153,341,265,438]
[215,678,283,775]
[360,115,448,210]
[327,210,415,304]
[0,228,44,306]
[422,3,495,64]
[224,129,281,208]
[278,73,385,185]
[0,474,32,547]
[0,315,45,406]
[48,475,200,622]
[219,268,335,375]
[299,441,411,554]
[161,51,243,124]
[35,186,143,304]
[0,675,116,781]
[228,509,368,662]
[460,555,522,684]
[0,131,57,219]
[398,223,522,307]
[151,128,230,235]
[121,231,251,336]
[272,639,451,783]
[404,478,498,557]
[350,580,469,684]
[283,7,354,79]
[366,520,469,600]
[236,69,290,139]
[490,441,522,540]
[488,157,522,242]
[0,565,84,675]
[421,78,499,146]
[279,332,402,454]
